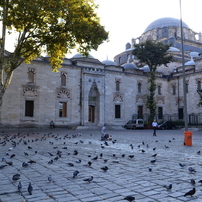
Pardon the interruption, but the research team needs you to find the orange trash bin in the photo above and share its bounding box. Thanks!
[184,131,193,146]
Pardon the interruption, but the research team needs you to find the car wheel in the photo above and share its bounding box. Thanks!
[162,127,165,130]
[133,126,136,130]
[172,126,174,130]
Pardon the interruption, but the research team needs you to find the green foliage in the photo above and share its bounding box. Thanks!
[132,40,173,123]
[0,0,108,72]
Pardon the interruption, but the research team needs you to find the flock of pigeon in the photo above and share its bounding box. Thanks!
[0,130,202,201]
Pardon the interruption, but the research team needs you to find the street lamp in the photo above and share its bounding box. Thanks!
[179,0,188,131]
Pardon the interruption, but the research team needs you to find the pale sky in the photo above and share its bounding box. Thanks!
[85,0,202,62]
[4,0,202,62]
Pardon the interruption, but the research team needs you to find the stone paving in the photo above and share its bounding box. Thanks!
[0,128,202,202]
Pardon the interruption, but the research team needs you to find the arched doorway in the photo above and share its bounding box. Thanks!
[88,82,100,125]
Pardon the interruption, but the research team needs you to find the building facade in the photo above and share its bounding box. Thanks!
[1,17,202,127]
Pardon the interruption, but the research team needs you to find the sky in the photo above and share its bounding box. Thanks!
[4,0,202,62]
[74,0,202,62]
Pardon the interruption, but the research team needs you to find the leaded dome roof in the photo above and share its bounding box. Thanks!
[102,60,118,66]
[144,17,189,33]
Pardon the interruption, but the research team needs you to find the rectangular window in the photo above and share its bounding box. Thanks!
[116,81,120,91]
[59,102,67,117]
[138,83,141,93]
[172,86,176,95]
[158,86,161,95]
[25,100,34,117]
[158,107,163,119]
[186,83,188,93]
[28,72,34,83]
[115,105,121,119]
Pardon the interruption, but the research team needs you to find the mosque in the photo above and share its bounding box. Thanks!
[2,17,202,128]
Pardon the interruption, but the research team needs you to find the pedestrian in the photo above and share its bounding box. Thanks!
[101,126,109,140]
[50,120,55,129]
[152,120,158,136]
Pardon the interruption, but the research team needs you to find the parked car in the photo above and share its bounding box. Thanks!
[158,121,176,130]
[123,119,144,129]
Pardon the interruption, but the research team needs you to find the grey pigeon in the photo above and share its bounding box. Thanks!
[73,170,79,178]
[188,167,196,173]
[101,166,108,172]
[123,195,135,201]
[18,181,22,192]
[184,187,196,197]
[163,184,172,190]
[28,182,33,195]
[22,162,29,167]
[0,164,7,169]
[179,163,186,168]
[48,175,52,182]
[12,174,20,181]
[83,176,93,182]
[190,179,196,185]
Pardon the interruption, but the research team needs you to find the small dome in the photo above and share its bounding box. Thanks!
[122,63,138,70]
[102,60,118,66]
[144,17,189,33]
[168,47,180,52]
[185,60,195,66]
[139,65,150,72]
[73,53,94,58]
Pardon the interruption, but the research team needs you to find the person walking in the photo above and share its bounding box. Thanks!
[152,120,158,136]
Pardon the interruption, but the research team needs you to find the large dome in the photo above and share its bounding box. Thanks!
[144,17,189,33]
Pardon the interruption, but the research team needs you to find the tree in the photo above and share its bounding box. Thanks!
[132,40,173,123]
[0,0,108,107]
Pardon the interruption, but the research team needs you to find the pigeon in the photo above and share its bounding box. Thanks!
[12,174,20,181]
[148,167,152,172]
[10,154,15,159]
[28,182,33,195]
[67,163,74,167]
[83,176,93,182]
[92,155,98,160]
[27,160,36,164]
[163,184,172,190]
[197,150,200,155]
[48,175,52,182]
[179,163,186,168]
[73,170,79,178]
[151,153,157,158]
[0,164,7,169]
[6,161,13,166]
[184,187,196,197]
[198,180,202,185]
[73,150,78,155]
[24,152,29,156]
[101,166,108,172]
[141,149,145,153]
[22,162,29,167]
[18,181,22,192]
[123,195,135,201]
[122,154,125,157]
[190,179,196,185]
[128,155,134,159]
[87,161,92,167]
[151,159,156,164]
[2,156,6,162]
[188,167,196,173]
[48,159,53,164]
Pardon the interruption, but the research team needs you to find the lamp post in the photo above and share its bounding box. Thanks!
[179,0,188,131]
